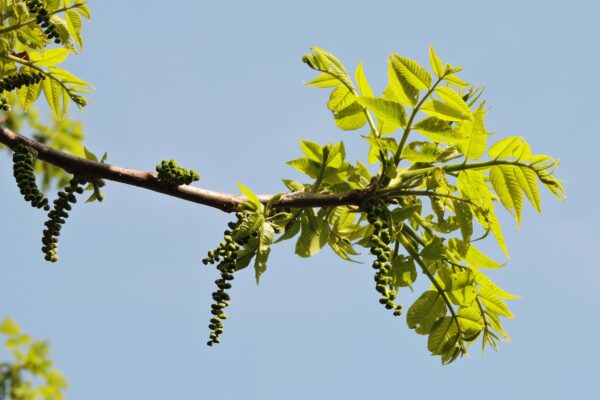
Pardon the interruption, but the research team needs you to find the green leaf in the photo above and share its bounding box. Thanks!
[275,217,301,243]
[488,136,531,161]
[295,211,329,258]
[0,317,21,335]
[413,117,465,145]
[305,73,339,88]
[282,179,305,192]
[76,2,92,19]
[457,305,484,336]
[391,203,421,224]
[328,234,360,262]
[448,240,503,269]
[29,48,70,67]
[254,222,275,284]
[429,45,445,77]
[473,268,519,300]
[355,62,374,97]
[42,77,64,119]
[458,170,509,257]
[235,237,259,271]
[237,182,261,210]
[300,140,323,162]
[421,100,471,122]
[391,255,416,289]
[453,200,473,242]
[487,207,509,258]
[50,15,76,52]
[457,103,487,160]
[439,267,477,307]
[48,67,93,89]
[444,74,469,88]
[327,84,355,112]
[357,96,406,129]
[427,316,459,356]
[386,57,419,106]
[235,214,264,239]
[83,146,99,162]
[66,9,84,49]
[254,247,270,284]
[490,165,524,224]
[401,141,444,163]
[435,86,473,121]
[333,102,367,130]
[390,54,432,91]
[407,290,447,334]
[421,237,444,262]
[514,166,542,213]
[304,47,354,90]
[287,157,321,179]
[458,170,491,210]
[478,285,514,319]
[17,79,42,109]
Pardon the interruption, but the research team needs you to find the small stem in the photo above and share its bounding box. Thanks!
[393,159,540,184]
[475,296,491,341]
[401,225,425,247]
[311,151,329,193]
[391,238,400,260]
[380,189,477,207]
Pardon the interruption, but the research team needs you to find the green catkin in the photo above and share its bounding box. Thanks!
[25,0,62,44]
[41,176,86,263]
[0,72,45,94]
[201,212,248,346]
[155,160,200,186]
[365,199,403,317]
[12,143,49,210]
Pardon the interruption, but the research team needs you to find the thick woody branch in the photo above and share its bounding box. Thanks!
[0,126,366,212]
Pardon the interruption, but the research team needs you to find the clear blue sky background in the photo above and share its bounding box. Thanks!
[1,0,598,398]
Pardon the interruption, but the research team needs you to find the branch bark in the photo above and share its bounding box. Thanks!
[0,126,366,212]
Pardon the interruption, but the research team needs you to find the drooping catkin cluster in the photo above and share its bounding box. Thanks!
[12,143,50,210]
[155,160,200,186]
[365,200,402,317]
[25,0,62,44]
[202,212,250,346]
[41,176,85,263]
[0,72,45,93]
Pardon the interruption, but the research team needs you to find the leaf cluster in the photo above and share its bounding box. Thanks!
[215,45,565,363]
[0,0,92,118]
[0,317,68,400]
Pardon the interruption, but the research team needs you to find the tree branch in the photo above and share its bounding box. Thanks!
[0,125,367,212]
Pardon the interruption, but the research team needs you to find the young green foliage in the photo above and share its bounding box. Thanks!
[0,0,92,118]
[0,317,68,400]
[286,45,563,363]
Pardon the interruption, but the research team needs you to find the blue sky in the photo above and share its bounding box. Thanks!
[1,0,598,398]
